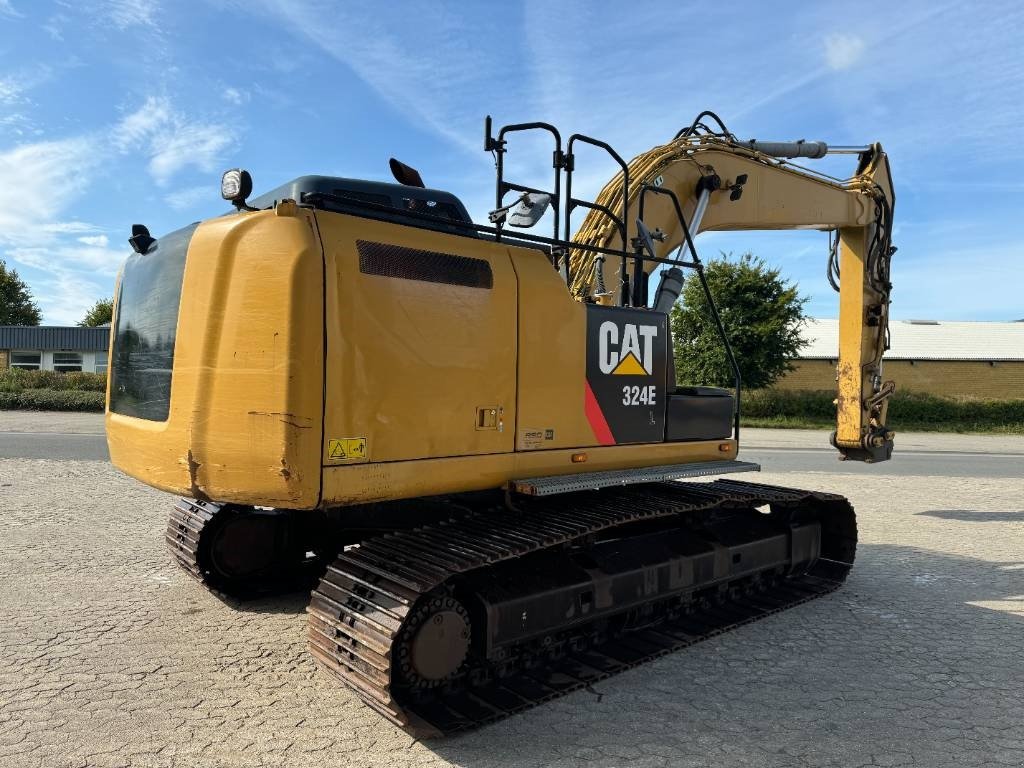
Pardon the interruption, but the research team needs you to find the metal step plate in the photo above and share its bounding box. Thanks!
[510,459,761,497]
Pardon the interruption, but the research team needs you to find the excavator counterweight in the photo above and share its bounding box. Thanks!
[108,110,894,735]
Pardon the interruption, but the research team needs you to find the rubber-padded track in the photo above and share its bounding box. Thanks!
[307,479,857,735]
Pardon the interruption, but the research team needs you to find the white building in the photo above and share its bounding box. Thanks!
[0,326,110,374]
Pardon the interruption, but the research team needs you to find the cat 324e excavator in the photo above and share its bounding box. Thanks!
[106,110,895,735]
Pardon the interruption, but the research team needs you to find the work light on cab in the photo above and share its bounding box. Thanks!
[221,168,254,210]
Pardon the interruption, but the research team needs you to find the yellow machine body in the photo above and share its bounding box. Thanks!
[107,131,894,511]
[106,205,325,508]
[107,205,735,509]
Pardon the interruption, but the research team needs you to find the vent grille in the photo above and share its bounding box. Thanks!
[356,240,493,289]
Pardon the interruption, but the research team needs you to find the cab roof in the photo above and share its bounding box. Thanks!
[247,175,476,236]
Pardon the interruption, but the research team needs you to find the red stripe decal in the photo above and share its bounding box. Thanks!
[584,381,616,445]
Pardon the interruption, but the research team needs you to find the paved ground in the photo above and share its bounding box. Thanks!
[1,415,1023,767]
[0,412,104,435]
[0,412,107,461]
[741,436,1024,479]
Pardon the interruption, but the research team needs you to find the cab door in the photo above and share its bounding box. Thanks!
[319,212,517,464]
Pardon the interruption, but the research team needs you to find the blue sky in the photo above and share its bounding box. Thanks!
[0,0,1021,324]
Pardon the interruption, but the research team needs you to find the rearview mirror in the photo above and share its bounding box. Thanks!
[508,193,551,228]
[634,218,658,259]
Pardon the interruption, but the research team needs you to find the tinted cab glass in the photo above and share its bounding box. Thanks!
[109,224,197,421]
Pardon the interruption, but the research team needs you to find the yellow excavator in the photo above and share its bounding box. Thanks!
[106,110,895,735]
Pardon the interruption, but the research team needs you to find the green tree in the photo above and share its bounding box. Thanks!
[670,253,807,390]
[78,297,114,327]
[0,260,42,325]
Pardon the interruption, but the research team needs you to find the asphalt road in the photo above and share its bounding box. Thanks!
[0,431,110,461]
[1,428,1021,477]
[740,444,1024,478]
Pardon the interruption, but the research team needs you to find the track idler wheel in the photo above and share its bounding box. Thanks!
[395,593,471,690]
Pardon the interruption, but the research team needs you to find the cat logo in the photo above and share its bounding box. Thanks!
[597,321,658,376]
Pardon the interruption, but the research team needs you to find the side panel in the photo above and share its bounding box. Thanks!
[511,249,593,450]
[106,207,325,508]
[512,251,668,450]
[319,213,517,464]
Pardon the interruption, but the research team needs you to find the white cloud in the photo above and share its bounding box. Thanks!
[222,87,249,105]
[0,90,237,321]
[0,138,100,246]
[10,244,123,276]
[6,238,125,324]
[0,67,51,105]
[250,1,509,156]
[0,68,55,139]
[20,268,116,326]
[0,111,35,137]
[0,0,21,18]
[102,0,158,29]
[0,76,25,104]
[43,13,67,41]
[823,34,866,71]
[150,123,232,183]
[114,96,235,184]
[165,185,210,211]
[0,129,125,321]
[40,221,103,235]
[113,95,171,149]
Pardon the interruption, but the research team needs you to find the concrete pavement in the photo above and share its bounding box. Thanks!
[0,410,1022,767]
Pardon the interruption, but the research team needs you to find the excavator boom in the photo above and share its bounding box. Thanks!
[570,125,896,461]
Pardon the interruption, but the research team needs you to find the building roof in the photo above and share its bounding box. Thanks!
[0,326,110,352]
[799,318,1024,361]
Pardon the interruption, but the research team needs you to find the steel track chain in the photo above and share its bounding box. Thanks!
[165,497,222,583]
[306,478,857,735]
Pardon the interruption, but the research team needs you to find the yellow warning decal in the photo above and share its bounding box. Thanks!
[611,352,647,375]
[327,437,367,462]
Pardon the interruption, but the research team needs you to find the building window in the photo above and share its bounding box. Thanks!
[11,351,41,370]
[95,359,108,375]
[53,352,83,373]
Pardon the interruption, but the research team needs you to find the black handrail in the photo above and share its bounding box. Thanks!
[636,184,742,444]
[564,134,630,297]
[485,117,564,262]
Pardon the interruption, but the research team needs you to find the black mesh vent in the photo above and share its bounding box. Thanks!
[356,240,493,289]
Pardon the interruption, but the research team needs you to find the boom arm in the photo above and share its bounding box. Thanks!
[570,136,896,462]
